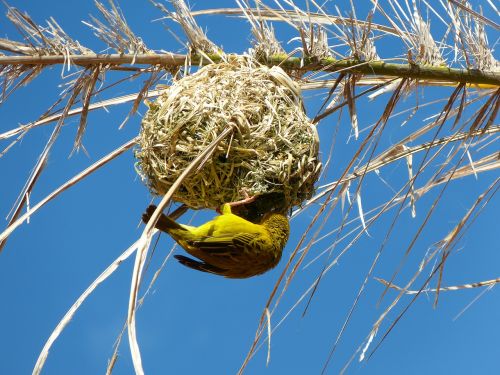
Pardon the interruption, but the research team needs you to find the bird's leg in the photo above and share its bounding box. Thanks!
[228,188,257,207]
[217,189,257,214]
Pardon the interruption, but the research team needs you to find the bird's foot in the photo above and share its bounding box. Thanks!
[228,188,257,207]
[142,204,158,224]
[216,190,257,214]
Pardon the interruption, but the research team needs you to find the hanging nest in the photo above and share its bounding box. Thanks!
[135,58,321,214]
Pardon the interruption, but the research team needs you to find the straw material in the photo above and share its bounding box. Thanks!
[136,58,321,210]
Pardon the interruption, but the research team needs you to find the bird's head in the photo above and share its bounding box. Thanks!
[261,211,290,249]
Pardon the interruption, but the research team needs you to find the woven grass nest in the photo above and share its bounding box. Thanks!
[135,58,321,214]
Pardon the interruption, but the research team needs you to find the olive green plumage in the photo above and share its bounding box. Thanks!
[142,203,290,278]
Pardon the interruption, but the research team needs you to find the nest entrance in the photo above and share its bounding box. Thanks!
[136,59,321,214]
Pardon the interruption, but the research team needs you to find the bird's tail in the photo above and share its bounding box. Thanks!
[142,205,186,233]
[174,255,227,276]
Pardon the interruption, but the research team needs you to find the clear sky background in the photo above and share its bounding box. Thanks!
[1,1,499,374]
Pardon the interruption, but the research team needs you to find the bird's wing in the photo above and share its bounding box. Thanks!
[187,232,258,255]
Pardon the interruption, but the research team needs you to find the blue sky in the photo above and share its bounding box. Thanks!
[1,1,499,374]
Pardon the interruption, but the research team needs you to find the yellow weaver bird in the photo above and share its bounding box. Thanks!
[142,203,290,278]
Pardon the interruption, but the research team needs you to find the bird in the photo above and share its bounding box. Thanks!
[142,203,290,278]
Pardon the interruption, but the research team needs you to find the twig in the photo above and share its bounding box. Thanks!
[375,276,500,294]
[0,137,138,245]
[127,125,235,375]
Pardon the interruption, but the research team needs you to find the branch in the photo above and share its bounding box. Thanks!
[1,53,499,87]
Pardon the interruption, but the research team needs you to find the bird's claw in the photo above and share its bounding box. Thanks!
[142,204,157,224]
[227,189,257,208]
